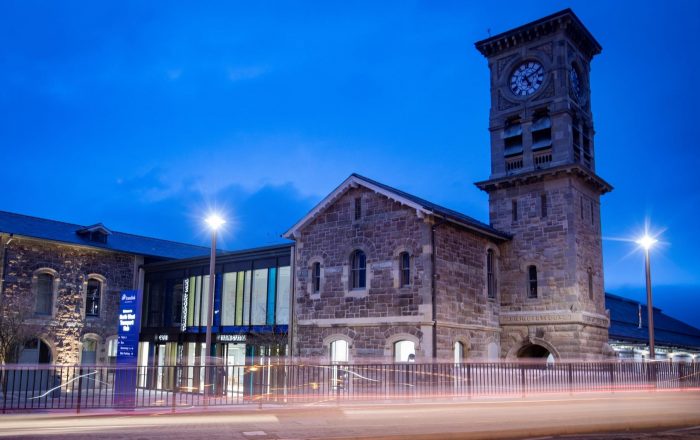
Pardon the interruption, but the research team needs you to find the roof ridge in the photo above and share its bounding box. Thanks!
[350,173,503,234]
[0,209,208,250]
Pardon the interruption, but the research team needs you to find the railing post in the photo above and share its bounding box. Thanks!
[171,366,177,413]
[568,363,573,395]
[466,363,472,400]
[2,369,7,414]
[76,366,83,414]
[609,363,615,393]
[520,364,525,398]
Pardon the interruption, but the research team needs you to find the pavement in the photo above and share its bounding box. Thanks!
[1,390,699,439]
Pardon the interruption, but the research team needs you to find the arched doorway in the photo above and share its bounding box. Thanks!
[516,343,556,364]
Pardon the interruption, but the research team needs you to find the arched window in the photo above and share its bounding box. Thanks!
[330,339,349,364]
[106,336,118,365]
[350,250,366,289]
[35,273,54,315]
[453,341,465,364]
[393,340,415,363]
[527,265,538,298]
[588,268,594,300]
[81,337,98,365]
[86,278,102,317]
[399,252,410,287]
[18,338,52,364]
[312,262,321,293]
[486,249,496,299]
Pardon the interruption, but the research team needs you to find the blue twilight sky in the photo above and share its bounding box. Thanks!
[1,1,699,325]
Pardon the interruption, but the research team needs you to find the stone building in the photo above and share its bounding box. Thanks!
[284,9,613,362]
[0,210,208,365]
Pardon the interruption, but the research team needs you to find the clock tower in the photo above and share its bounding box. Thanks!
[475,9,613,359]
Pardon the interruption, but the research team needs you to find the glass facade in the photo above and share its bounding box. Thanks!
[139,244,292,392]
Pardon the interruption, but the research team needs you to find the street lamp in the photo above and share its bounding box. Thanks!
[636,234,658,360]
[204,213,225,397]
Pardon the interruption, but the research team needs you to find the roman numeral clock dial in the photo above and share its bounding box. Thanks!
[510,61,544,96]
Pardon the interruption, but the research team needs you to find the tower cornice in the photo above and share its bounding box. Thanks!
[474,164,613,195]
[475,9,602,60]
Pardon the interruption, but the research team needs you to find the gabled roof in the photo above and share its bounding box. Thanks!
[283,174,510,241]
[0,210,210,260]
[606,292,700,351]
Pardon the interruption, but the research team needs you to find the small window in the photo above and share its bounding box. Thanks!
[580,196,584,220]
[330,339,349,364]
[399,252,411,287]
[453,341,465,364]
[531,110,552,151]
[588,268,594,300]
[350,250,366,290]
[512,200,518,222]
[486,249,496,299]
[35,273,54,315]
[527,265,538,298]
[85,278,101,317]
[590,201,594,226]
[394,340,416,363]
[312,262,321,293]
[503,118,523,157]
[354,197,362,220]
[541,194,547,218]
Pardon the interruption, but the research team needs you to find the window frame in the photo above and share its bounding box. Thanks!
[486,249,497,299]
[527,265,538,299]
[399,252,411,288]
[312,262,321,293]
[350,250,367,290]
[85,278,102,317]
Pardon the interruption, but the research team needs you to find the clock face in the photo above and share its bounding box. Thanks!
[510,61,544,97]
[570,67,582,101]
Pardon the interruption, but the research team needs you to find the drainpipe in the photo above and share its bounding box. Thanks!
[430,216,447,360]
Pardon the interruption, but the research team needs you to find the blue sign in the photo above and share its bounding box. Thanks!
[114,289,142,408]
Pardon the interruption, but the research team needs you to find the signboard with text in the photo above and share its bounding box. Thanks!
[114,289,142,409]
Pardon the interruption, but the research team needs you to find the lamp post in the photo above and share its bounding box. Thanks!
[204,213,225,398]
[636,235,657,360]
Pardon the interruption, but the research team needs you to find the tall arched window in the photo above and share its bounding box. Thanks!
[330,339,349,364]
[399,252,410,287]
[527,265,538,298]
[588,268,594,300]
[350,250,366,289]
[312,262,321,293]
[393,340,416,363]
[453,341,465,364]
[486,249,496,299]
[86,278,102,317]
[35,273,54,315]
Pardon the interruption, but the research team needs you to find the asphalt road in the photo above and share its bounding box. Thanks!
[1,391,699,439]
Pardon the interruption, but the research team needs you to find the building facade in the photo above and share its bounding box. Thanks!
[0,211,208,366]
[284,9,614,362]
[139,244,291,390]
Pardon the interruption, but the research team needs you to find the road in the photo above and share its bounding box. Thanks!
[1,391,699,439]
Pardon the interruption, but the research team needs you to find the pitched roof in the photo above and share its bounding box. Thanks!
[606,292,700,351]
[0,210,210,260]
[284,173,510,241]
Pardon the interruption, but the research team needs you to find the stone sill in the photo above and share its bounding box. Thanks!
[345,289,368,299]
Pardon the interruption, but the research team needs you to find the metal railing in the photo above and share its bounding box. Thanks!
[2,360,698,412]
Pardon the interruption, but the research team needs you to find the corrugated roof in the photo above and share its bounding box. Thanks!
[0,210,210,260]
[606,292,700,350]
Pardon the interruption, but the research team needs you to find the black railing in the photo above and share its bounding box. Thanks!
[1,360,699,412]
